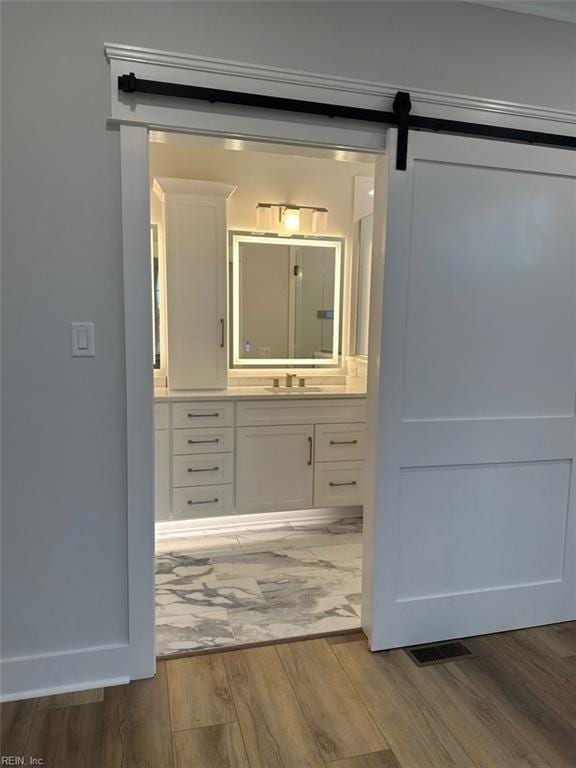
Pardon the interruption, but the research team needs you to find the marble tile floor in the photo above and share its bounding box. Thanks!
[155,514,363,656]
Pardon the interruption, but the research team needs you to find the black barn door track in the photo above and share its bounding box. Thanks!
[118,72,576,171]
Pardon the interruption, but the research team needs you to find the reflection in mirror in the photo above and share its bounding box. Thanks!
[231,234,342,367]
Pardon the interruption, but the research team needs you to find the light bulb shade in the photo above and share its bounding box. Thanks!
[299,208,314,232]
[268,205,279,231]
[256,204,272,230]
[313,208,328,234]
[282,207,300,232]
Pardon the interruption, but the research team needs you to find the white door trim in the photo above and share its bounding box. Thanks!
[106,42,576,128]
[120,124,156,679]
[113,43,576,681]
[106,43,576,154]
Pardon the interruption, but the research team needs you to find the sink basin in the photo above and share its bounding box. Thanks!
[265,387,323,394]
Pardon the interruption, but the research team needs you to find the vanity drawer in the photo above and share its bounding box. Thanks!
[315,423,366,462]
[173,453,233,488]
[172,402,234,429]
[172,427,234,455]
[236,398,366,427]
[172,485,234,519]
[314,461,364,508]
[154,403,170,430]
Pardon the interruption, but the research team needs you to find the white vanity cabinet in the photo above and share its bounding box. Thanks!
[314,460,364,507]
[170,400,235,520]
[235,398,366,513]
[236,425,314,513]
[154,403,170,521]
[314,423,366,462]
[154,178,236,390]
[155,395,366,523]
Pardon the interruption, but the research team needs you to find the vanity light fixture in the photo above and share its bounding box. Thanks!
[255,202,329,234]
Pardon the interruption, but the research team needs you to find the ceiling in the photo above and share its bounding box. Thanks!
[471,1,576,23]
[24,0,576,24]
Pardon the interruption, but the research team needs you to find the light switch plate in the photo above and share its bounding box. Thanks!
[71,322,95,357]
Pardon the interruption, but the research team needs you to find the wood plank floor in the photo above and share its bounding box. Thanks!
[2,622,575,767]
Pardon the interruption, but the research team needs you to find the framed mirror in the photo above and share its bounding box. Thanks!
[231,233,343,367]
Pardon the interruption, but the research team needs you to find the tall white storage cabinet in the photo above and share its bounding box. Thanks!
[154,178,236,390]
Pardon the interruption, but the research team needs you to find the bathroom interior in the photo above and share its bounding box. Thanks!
[151,132,377,656]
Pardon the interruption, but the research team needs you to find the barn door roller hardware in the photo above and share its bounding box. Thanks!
[392,91,412,170]
[118,73,576,171]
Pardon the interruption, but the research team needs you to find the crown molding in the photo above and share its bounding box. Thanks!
[153,177,237,201]
[105,42,576,129]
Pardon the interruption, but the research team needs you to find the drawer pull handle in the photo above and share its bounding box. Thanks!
[329,481,358,487]
[330,439,358,445]
[187,498,219,505]
[187,438,220,445]
[187,466,219,473]
[188,412,220,418]
[307,436,313,466]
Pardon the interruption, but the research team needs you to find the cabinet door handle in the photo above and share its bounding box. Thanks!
[308,436,313,466]
[220,318,225,348]
[329,439,358,445]
[187,498,219,505]
[187,466,219,473]
[187,438,220,445]
[329,481,358,487]
[188,412,219,418]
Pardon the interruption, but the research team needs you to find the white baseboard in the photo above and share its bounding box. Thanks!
[156,505,362,538]
[0,642,131,702]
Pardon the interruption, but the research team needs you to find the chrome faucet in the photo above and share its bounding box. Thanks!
[285,372,296,387]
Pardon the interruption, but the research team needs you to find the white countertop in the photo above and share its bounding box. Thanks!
[154,383,367,402]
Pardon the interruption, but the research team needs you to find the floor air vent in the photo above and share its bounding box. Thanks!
[406,640,473,667]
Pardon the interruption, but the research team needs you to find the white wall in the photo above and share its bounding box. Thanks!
[2,0,574,697]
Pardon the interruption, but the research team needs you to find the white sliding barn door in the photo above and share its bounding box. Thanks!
[363,130,576,650]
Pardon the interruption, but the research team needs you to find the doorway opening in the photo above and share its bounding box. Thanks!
[149,131,380,657]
